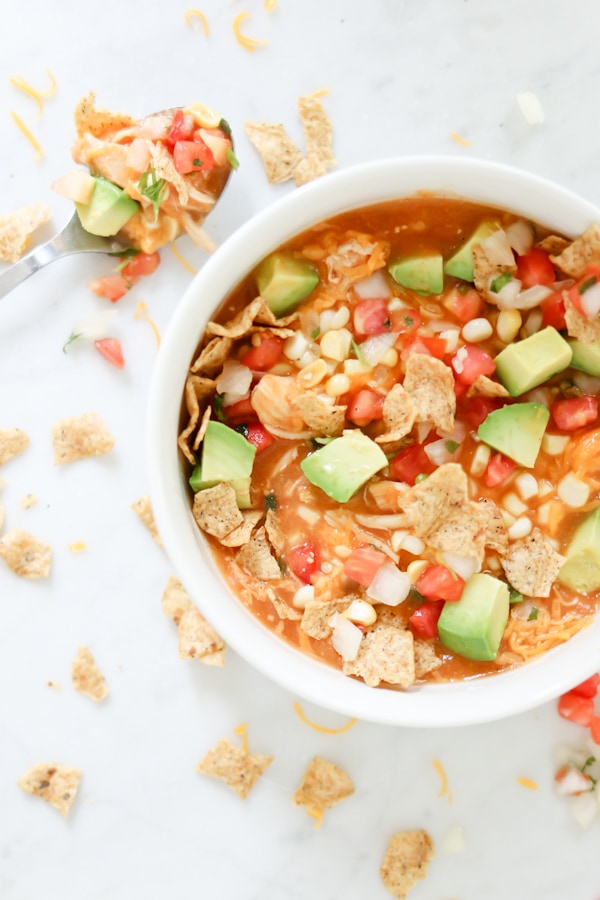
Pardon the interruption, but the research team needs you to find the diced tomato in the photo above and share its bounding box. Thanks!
[287,541,320,584]
[416,565,465,603]
[388,307,422,333]
[390,443,435,485]
[540,291,566,330]
[590,715,600,745]
[245,422,274,454]
[407,600,444,639]
[516,248,556,288]
[571,674,600,699]
[88,274,132,302]
[346,389,385,425]
[223,396,255,421]
[343,546,386,588]
[353,297,390,335]
[550,395,598,431]
[451,345,496,385]
[173,138,215,175]
[164,109,195,147]
[403,334,448,360]
[460,395,504,429]
[443,287,483,323]
[484,453,517,488]
[241,334,283,371]
[94,338,124,369]
[557,690,595,727]
[120,251,160,279]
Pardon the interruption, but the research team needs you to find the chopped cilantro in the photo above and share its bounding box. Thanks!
[383,317,392,329]
[226,148,240,170]
[509,587,525,604]
[402,314,414,326]
[409,587,425,603]
[62,332,82,353]
[351,339,367,366]
[218,117,232,137]
[107,247,140,259]
[311,327,321,339]
[265,493,277,511]
[278,557,287,574]
[213,393,226,422]
[444,440,460,454]
[491,272,514,293]
[583,756,597,771]
[192,158,202,168]
[579,275,598,294]
[139,165,167,221]
[527,607,539,621]
[414,473,429,484]
[234,423,249,437]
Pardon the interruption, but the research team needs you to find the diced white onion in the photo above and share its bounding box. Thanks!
[353,270,392,299]
[492,278,522,309]
[284,331,309,361]
[579,282,600,319]
[508,516,533,540]
[366,561,411,606]
[553,744,590,771]
[451,345,468,375]
[328,613,363,661]
[557,473,590,508]
[537,501,551,525]
[354,513,408,530]
[462,317,493,343]
[428,318,455,333]
[424,439,460,466]
[573,372,600,395]
[401,535,425,556]
[517,91,545,125]
[390,530,409,553]
[358,332,397,367]
[541,433,569,456]
[439,329,460,354]
[503,492,527,516]
[515,473,538,500]
[555,765,593,797]
[470,443,491,476]
[292,584,314,610]
[416,422,433,443]
[505,220,534,256]
[522,309,544,336]
[567,793,599,829]
[438,421,468,443]
[216,360,252,404]
[480,229,516,267]
[441,823,466,856]
[70,308,118,341]
[441,552,481,580]
[514,284,553,311]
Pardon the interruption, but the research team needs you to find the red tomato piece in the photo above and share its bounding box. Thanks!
[416,565,465,602]
[390,443,434,485]
[551,395,599,432]
[241,334,284,371]
[590,715,600,745]
[516,248,556,288]
[223,396,255,421]
[451,345,496,385]
[121,252,160,279]
[460,395,504,429]
[346,389,385,425]
[407,600,445,639]
[443,287,483,323]
[557,691,595,727]
[540,291,566,331]
[88,274,132,302]
[353,297,391,335]
[484,453,517,488]
[388,307,422,333]
[571,674,600,699]
[403,335,448,360]
[173,138,216,175]
[245,422,274,454]
[343,546,387,588]
[287,541,320,584]
[164,109,195,147]
[94,338,124,369]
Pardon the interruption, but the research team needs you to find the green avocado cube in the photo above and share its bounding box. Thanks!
[477,402,549,468]
[388,253,444,295]
[300,430,387,502]
[569,336,600,377]
[438,573,510,661]
[256,251,319,317]
[558,507,600,593]
[75,176,139,237]
[190,420,256,508]
[494,326,573,397]
[443,221,500,282]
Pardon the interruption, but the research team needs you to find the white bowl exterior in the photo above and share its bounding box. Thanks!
[148,156,600,727]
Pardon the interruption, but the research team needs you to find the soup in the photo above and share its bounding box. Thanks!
[178,196,600,689]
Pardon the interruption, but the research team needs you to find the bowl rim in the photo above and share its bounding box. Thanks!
[147,155,600,727]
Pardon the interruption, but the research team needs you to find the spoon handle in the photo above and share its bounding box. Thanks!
[0,243,58,299]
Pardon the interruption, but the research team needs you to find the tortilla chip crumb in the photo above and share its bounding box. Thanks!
[161,575,193,625]
[19,493,38,509]
[131,495,163,546]
[46,680,62,690]
[380,829,435,899]
[71,646,108,702]
[501,528,566,598]
[293,756,354,815]
[245,121,303,185]
[51,412,114,464]
[193,482,244,540]
[196,737,273,799]
[68,541,87,553]
[342,623,415,688]
[404,354,456,433]
[0,528,51,578]
[550,223,600,279]
[18,763,82,817]
[0,428,30,466]
[236,526,282,580]
[564,294,600,344]
[0,203,51,263]
[178,606,226,665]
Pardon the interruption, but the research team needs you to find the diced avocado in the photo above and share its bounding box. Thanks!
[558,507,600,593]
[189,420,256,508]
[569,336,600,377]
[256,251,319,317]
[443,220,500,282]
[300,430,387,502]
[437,573,510,661]
[75,176,139,237]
[388,253,444,295]
[494,326,573,397]
[477,402,549,468]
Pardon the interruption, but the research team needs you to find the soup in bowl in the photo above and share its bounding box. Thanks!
[148,157,600,726]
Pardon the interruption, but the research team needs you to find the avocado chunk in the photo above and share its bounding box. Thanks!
[388,253,444,295]
[189,420,256,509]
[443,221,500,282]
[569,336,600,377]
[256,251,319,317]
[494,326,573,396]
[558,507,600,593]
[300,430,387,502]
[437,573,510,661]
[75,176,139,237]
[477,402,549,468]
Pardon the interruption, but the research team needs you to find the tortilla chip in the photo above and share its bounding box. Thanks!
[551,224,600,279]
[477,498,509,555]
[270,596,302,621]
[264,508,285,555]
[236,526,281,580]
[74,91,135,139]
[161,575,193,625]
[197,737,273,799]
[380,829,434,899]
[190,336,234,377]
[472,243,517,299]
[404,354,456,433]
[220,510,263,548]
[376,384,416,447]
[413,640,442,679]
[501,528,566,597]
[301,596,353,640]
[293,757,354,814]
[52,412,114,464]
[131,495,163,547]
[293,156,328,187]
[293,391,346,436]
[0,428,30,466]
[397,463,468,537]
[343,623,415,688]
[564,294,600,344]
[19,493,38,509]
[151,141,191,208]
[0,203,51,263]
[0,528,51,578]
[536,234,569,256]
[18,763,82,817]
[178,606,226,665]
[466,374,510,399]
[178,375,215,464]
[245,121,303,185]
[192,483,244,540]
[71,646,108,702]
[325,235,388,284]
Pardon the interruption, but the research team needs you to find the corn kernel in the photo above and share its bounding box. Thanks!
[496,308,522,343]
[542,433,570,456]
[557,473,590,508]
[462,317,493,343]
[508,516,533,540]
[470,443,491,477]
[515,473,538,500]
[380,347,399,367]
[283,332,308,361]
[298,358,328,388]
[320,330,346,361]
[293,584,314,609]
[325,373,351,396]
[340,598,377,626]
[522,309,543,337]
[330,306,351,329]
[503,492,528,516]
[407,559,429,583]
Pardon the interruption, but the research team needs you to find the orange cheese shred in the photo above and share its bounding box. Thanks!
[232,12,268,51]
[305,805,324,829]
[293,701,357,735]
[133,301,161,347]
[68,541,87,553]
[449,131,472,148]
[10,111,43,161]
[9,70,57,117]
[433,758,452,804]
[264,0,278,9]
[517,777,538,790]
[184,9,209,36]
[170,241,197,274]
[233,722,249,753]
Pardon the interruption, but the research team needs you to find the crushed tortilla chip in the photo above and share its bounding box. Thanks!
[220,510,263,547]
[404,354,456,433]
[0,203,51,263]
[472,243,517,299]
[0,428,30,466]
[467,374,510,399]
[477,498,509,555]
[376,383,416,447]
[325,234,388,285]
[236,526,281,580]
[131,495,163,546]
[537,234,570,256]
[206,296,264,338]
[71,646,108,702]
[293,390,346,436]
[501,528,566,598]
[18,763,82,817]
[0,528,51,578]
[197,737,273,798]
[550,224,600,279]
[413,640,442,679]
[342,623,415,687]
[564,294,600,344]
[19,493,38,509]
[161,575,193,625]
[178,606,226,665]
[74,91,135,140]
[245,122,303,185]
[293,92,335,186]
[301,596,353,640]
[192,482,244,540]
[293,156,328,187]
[178,375,215,464]
[380,829,434,899]
[293,756,354,815]
[51,412,114,465]
[270,595,302,621]
[190,336,234,377]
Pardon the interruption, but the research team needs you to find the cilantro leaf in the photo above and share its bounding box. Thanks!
[226,148,240,170]
[527,607,539,621]
[265,493,277,511]
[62,332,82,354]
[139,165,167,221]
[351,339,367,366]
[107,247,140,259]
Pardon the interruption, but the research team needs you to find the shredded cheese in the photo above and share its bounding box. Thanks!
[433,758,452,804]
[232,12,268,51]
[133,301,161,347]
[449,132,472,148]
[233,722,249,753]
[293,701,357,734]
[264,0,278,9]
[305,805,324,829]
[9,70,57,117]
[184,8,209,35]
[517,777,538,790]
[68,541,87,553]
[170,242,198,274]
[10,111,43,161]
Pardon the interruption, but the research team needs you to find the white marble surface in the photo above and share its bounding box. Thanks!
[2,1,600,898]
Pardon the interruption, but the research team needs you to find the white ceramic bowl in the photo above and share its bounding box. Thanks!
[148,156,600,727]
